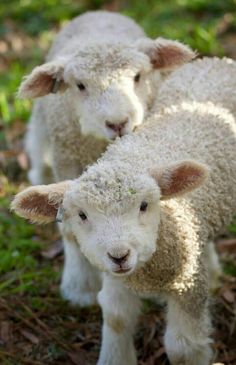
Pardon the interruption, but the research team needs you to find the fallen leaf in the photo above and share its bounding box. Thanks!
[41,240,63,259]
[102,0,121,11]
[220,32,236,59]
[5,120,26,143]
[153,346,165,359]
[221,289,235,303]
[0,321,10,343]
[17,151,29,170]
[20,329,39,345]
[216,238,236,253]
[68,350,88,365]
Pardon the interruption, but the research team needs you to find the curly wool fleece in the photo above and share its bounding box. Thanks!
[69,57,236,298]
[11,56,236,365]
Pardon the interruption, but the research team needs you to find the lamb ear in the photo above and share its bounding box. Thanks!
[11,181,71,224]
[150,160,208,200]
[137,38,196,70]
[18,60,68,98]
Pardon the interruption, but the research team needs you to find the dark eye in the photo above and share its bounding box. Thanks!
[140,201,148,212]
[134,73,141,83]
[77,83,86,91]
[79,211,87,221]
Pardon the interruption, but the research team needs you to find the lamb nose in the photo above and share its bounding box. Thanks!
[108,250,130,265]
[106,120,128,134]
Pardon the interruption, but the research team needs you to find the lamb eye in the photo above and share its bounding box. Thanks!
[77,83,86,91]
[79,211,87,221]
[134,73,141,83]
[140,201,148,212]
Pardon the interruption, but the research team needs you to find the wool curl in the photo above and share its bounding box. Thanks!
[71,57,236,303]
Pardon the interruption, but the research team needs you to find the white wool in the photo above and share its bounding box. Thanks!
[12,56,236,364]
[61,57,236,365]
[20,11,195,184]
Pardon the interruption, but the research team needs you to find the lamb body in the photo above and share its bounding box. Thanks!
[19,10,194,306]
[70,61,236,298]
[12,57,236,364]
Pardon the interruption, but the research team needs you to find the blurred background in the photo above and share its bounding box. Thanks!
[0,1,236,364]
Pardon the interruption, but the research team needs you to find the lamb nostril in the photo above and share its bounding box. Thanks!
[107,250,130,265]
[106,121,115,131]
[106,120,128,134]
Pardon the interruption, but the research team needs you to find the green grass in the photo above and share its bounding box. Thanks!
[0,63,32,124]
[0,181,60,298]
[1,0,236,125]
[124,0,235,54]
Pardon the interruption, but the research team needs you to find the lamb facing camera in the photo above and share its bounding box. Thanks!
[12,57,236,365]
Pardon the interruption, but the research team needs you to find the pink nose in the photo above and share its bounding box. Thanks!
[106,120,128,136]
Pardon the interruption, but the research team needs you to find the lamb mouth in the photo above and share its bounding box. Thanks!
[113,268,132,275]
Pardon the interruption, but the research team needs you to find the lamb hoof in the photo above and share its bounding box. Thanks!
[168,346,212,365]
[166,332,212,365]
[97,355,136,365]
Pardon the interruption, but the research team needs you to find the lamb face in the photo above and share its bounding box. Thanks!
[11,160,207,277]
[63,171,161,275]
[60,159,207,276]
[62,43,153,140]
[19,39,195,140]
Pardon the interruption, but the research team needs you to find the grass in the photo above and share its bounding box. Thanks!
[0,0,236,363]
[0,181,60,298]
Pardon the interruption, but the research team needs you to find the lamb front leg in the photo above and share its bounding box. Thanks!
[97,276,141,365]
[60,229,101,306]
[164,292,213,365]
[205,240,222,291]
[25,103,53,185]
[53,148,101,306]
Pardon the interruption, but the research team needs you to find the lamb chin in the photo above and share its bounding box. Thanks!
[111,266,135,277]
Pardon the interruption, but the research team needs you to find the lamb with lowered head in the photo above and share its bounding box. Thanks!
[19,10,195,184]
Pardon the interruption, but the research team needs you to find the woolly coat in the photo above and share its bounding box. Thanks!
[75,57,236,313]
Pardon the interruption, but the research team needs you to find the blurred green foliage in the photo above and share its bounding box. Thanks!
[0,185,60,296]
[1,0,236,124]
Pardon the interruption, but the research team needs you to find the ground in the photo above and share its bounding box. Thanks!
[0,0,236,364]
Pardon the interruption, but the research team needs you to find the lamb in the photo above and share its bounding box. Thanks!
[19,10,195,184]
[13,56,236,365]
[18,10,195,306]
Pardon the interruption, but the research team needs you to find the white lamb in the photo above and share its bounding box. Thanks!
[18,10,195,306]
[19,10,195,183]
[12,57,236,365]
[12,59,236,365]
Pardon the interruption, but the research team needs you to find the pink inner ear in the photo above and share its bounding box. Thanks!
[26,73,55,97]
[161,164,203,196]
[151,45,192,69]
[20,192,58,217]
